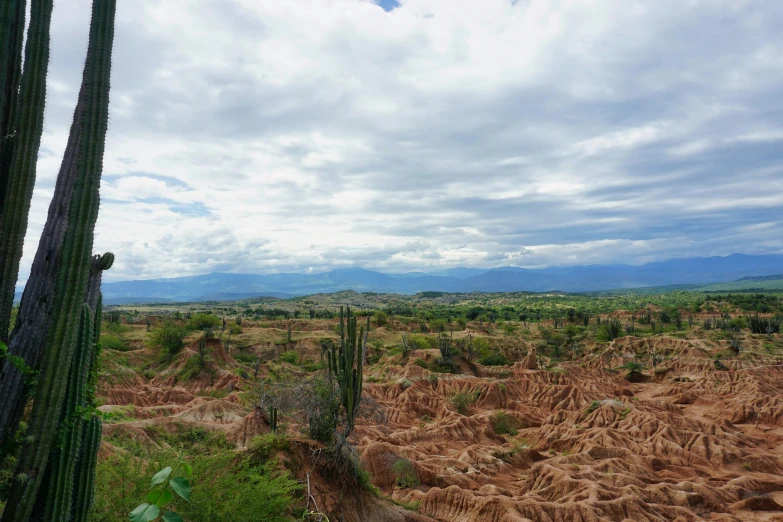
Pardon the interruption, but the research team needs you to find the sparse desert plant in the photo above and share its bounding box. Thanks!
[247,433,289,462]
[391,458,419,489]
[148,320,189,357]
[597,319,623,341]
[747,313,781,334]
[279,350,299,365]
[491,412,523,436]
[478,351,509,366]
[101,332,130,352]
[373,311,388,327]
[186,313,222,331]
[586,400,602,414]
[450,390,480,415]
[622,360,644,381]
[729,329,743,353]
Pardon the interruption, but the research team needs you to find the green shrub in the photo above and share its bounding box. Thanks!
[234,351,257,364]
[490,412,523,436]
[431,357,459,374]
[391,458,419,488]
[93,449,298,522]
[148,320,190,356]
[307,378,340,444]
[409,335,435,351]
[586,400,601,414]
[101,333,131,351]
[373,311,388,327]
[301,360,325,372]
[413,359,429,369]
[247,433,289,462]
[186,313,222,331]
[478,352,508,366]
[502,323,517,336]
[450,390,480,415]
[279,350,299,365]
[430,319,447,333]
[177,354,213,382]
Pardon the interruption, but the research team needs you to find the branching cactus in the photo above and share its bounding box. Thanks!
[0,0,117,519]
[326,307,368,441]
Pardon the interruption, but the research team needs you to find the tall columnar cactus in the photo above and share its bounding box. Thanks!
[0,0,117,519]
[0,0,53,345]
[327,307,368,440]
[39,304,93,520]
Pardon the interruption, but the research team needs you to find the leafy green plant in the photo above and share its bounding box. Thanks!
[491,412,523,436]
[247,433,289,462]
[94,448,298,522]
[279,350,299,365]
[391,458,419,489]
[450,390,480,415]
[373,311,388,327]
[586,400,601,414]
[478,352,508,366]
[148,321,189,357]
[185,313,221,331]
[130,459,192,522]
[100,332,130,351]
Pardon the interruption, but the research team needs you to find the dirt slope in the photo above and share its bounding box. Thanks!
[98,333,783,522]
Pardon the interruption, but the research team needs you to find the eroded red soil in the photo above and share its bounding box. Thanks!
[99,334,783,521]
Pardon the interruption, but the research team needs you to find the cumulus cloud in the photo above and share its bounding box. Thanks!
[15,0,783,283]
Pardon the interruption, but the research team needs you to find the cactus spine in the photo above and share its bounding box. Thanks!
[0,0,117,519]
[327,307,368,440]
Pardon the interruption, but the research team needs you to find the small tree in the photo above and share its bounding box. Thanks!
[186,313,221,331]
[148,321,189,356]
[373,311,388,328]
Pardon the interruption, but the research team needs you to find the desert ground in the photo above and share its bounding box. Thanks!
[94,293,783,521]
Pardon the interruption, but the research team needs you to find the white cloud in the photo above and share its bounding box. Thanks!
[13,0,783,284]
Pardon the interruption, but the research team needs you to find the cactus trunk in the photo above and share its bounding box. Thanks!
[0,0,116,519]
[40,305,93,520]
[0,0,53,347]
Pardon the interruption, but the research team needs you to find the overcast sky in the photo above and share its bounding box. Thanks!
[18,0,783,282]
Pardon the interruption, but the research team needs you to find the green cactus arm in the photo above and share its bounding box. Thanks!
[71,415,102,522]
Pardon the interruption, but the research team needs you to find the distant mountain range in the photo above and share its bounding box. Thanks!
[12,253,783,304]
